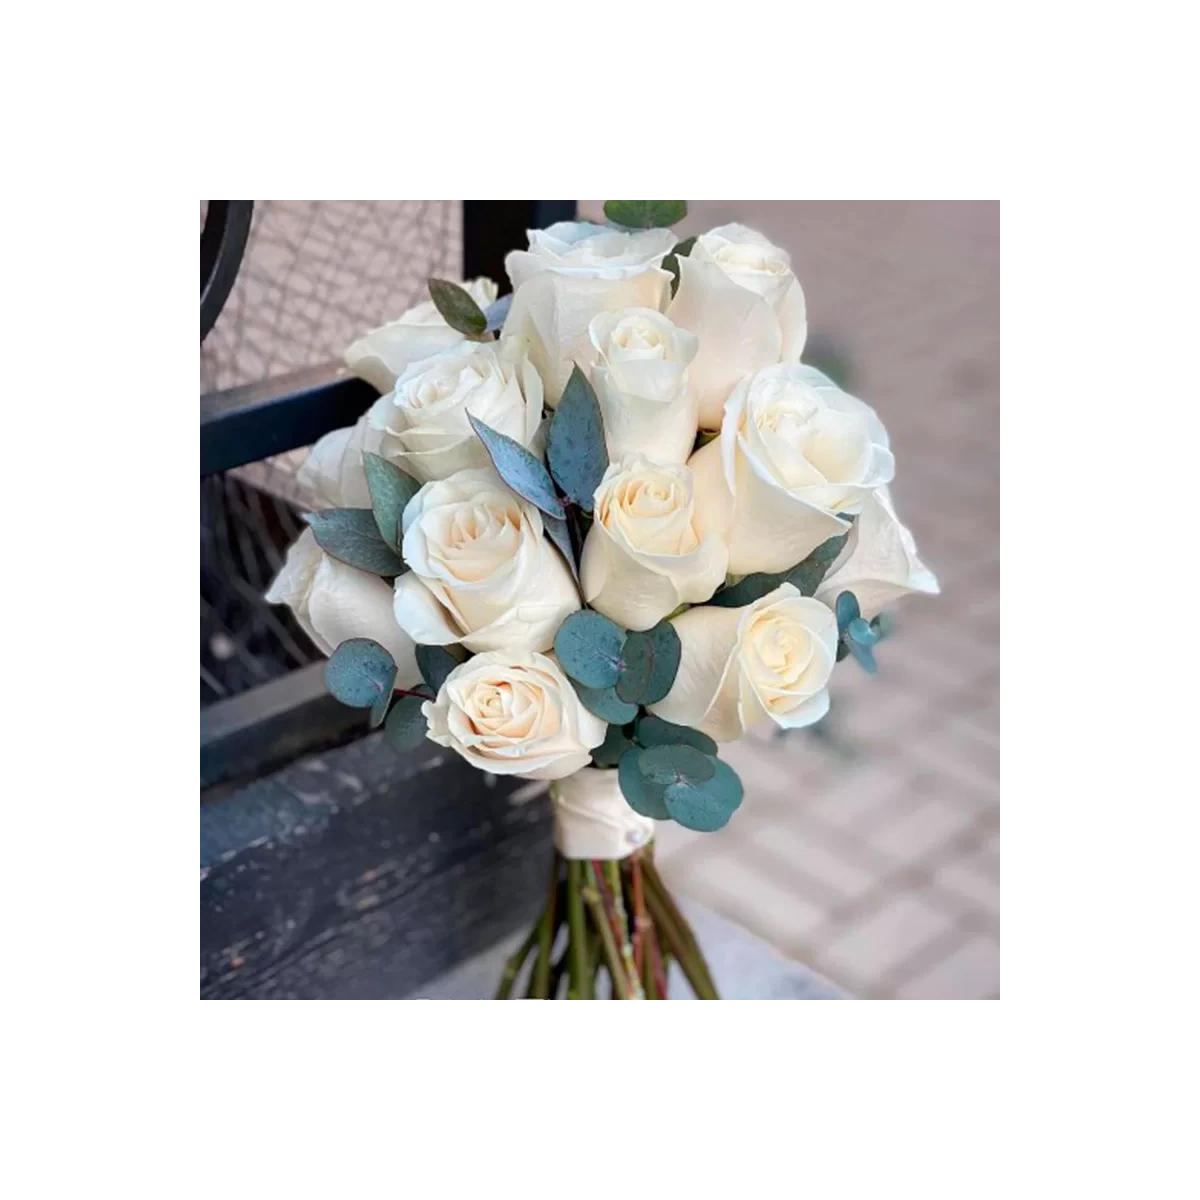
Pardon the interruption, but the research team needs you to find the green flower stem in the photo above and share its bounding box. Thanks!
[582,864,634,999]
[642,859,718,998]
[597,860,644,999]
[531,854,560,997]
[642,876,717,1000]
[494,922,541,999]
[566,860,592,999]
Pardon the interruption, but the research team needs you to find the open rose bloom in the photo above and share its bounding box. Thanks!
[264,203,939,999]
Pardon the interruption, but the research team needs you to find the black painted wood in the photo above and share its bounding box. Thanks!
[200,201,254,342]
[200,735,553,999]
[463,201,575,284]
[201,362,378,478]
[200,662,368,794]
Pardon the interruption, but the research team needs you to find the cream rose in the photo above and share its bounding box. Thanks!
[264,529,421,686]
[344,277,499,393]
[649,584,836,742]
[363,339,542,484]
[667,224,807,428]
[296,414,381,509]
[424,649,605,780]
[580,455,728,631]
[391,468,580,654]
[816,486,939,618]
[588,309,700,464]
[502,221,675,402]
[689,363,895,576]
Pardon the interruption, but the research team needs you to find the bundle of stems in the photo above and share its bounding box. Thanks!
[495,847,719,999]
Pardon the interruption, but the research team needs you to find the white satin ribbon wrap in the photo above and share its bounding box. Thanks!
[551,768,654,860]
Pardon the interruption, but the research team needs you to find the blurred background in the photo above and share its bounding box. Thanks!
[201,200,999,999]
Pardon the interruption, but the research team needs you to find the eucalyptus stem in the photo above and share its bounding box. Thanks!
[566,860,592,999]
[643,879,717,999]
[531,853,560,998]
[642,858,718,997]
[581,871,633,999]
[494,922,541,999]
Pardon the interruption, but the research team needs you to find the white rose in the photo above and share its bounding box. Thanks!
[667,224,807,428]
[424,649,606,781]
[264,529,421,686]
[364,339,542,484]
[816,486,939,619]
[297,414,381,509]
[344,277,499,393]
[391,467,580,654]
[588,308,700,464]
[503,221,675,402]
[581,455,728,631]
[649,584,836,742]
[689,363,895,576]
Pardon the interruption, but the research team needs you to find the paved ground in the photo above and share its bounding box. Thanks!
[628,202,1000,1000]
[203,200,999,999]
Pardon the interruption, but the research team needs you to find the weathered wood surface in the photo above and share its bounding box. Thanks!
[200,735,552,999]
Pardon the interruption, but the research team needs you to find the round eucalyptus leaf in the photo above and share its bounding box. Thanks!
[325,638,397,709]
[416,644,460,694]
[835,590,861,633]
[615,631,653,702]
[845,638,878,675]
[637,744,715,787]
[305,509,407,577]
[640,620,681,704]
[618,749,670,820]
[593,724,635,768]
[572,681,639,724]
[554,610,625,688]
[635,715,717,756]
[384,694,429,754]
[663,759,744,833]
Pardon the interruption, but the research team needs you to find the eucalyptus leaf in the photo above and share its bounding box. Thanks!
[615,631,653,703]
[554,610,625,688]
[844,637,878,675]
[384,693,429,753]
[663,759,744,832]
[635,715,717,756]
[468,413,565,519]
[547,365,608,512]
[572,681,639,724]
[624,619,681,700]
[637,744,716,787]
[542,512,579,582]
[662,235,697,298]
[305,508,408,577]
[835,591,861,633]
[427,278,487,336]
[592,724,635,768]
[847,617,880,647]
[618,749,670,820]
[416,644,460,694]
[787,528,853,595]
[325,638,397,709]
[483,292,512,334]
[711,529,853,608]
[369,689,392,730]
[363,453,420,552]
[603,200,688,229]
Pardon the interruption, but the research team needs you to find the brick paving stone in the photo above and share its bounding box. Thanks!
[893,934,1001,1000]
[821,893,958,989]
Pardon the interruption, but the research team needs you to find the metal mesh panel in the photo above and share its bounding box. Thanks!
[200,201,462,706]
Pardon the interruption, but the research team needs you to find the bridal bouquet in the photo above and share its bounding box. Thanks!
[267,201,938,999]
